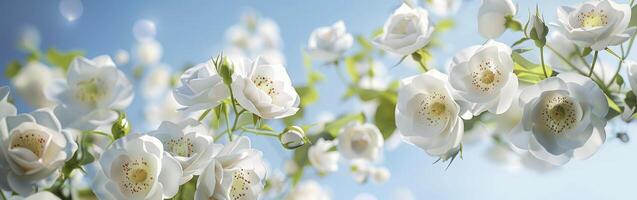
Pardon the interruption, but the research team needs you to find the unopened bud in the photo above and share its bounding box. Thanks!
[279,126,307,149]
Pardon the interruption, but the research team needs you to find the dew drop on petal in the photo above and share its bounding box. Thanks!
[59,0,83,22]
[133,19,157,42]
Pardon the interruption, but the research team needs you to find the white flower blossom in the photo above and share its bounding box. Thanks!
[395,70,464,158]
[46,55,133,130]
[0,109,77,195]
[555,0,636,50]
[373,3,434,55]
[91,134,182,200]
[306,20,353,62]
[9,191,60,200]
[427,0,461,17]
[448,40,518,115]
[507,73,608,165]
[148,119,219,184]
[338,123,384,162]
[308,138,339,173]
[231,57,300,119]
[195,136,267,200]
[12,62,63,108]
[478,0,516,39]
[173,59,229,112]
[285,180,330,200]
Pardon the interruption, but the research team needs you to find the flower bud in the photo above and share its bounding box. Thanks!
[216,55,234,86]
[279,126,307,149]
[111,111,131,140]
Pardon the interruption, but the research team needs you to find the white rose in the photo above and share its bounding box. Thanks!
[369,166,390,184]
[0,86,17,118]
[338,123,384,162]
[308,138,340,173]
[0,109,77,195]
[195,136,267,200]
[395,70,464,158]
[231,57,300,119]
[285,180,330,200]
[507,73,608,165]
[142,66,171,99]
[12,62,63,108]
[9,191,60,200]
[478,0,516,39]
[555,0,637,50]
[144,93,185,128]
[173,59,229,112]
[91,134,183,200]
[373,3,434,56]
[306,20,353,62]
[148,119,219,184]
[256,18,283,50]
[46,55,133,130]
[448,40,518,115]
[114,49,130,65]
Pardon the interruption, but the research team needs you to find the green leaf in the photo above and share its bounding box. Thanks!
[581,47,592,57]
[344,57,360,83]
[626,91,637,110]
[296,86,318,106]
[615,74,625,86]
[4,60,22,79]
[374,98,396,139]
[302,50,313,70]
[529,15,548,47]
[356,35,373,51]
[46,48,84,71]
[435,18,455,32]
[505,15,522,31]
[511,38,530,47]
[371,27,384,38]
[630,5,637,27]
[512,52,552,83]
[513,48,533,54]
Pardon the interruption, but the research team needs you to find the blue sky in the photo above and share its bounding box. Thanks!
[1,0,637,199]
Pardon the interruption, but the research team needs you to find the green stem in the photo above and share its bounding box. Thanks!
[539,46,548,78]
[241,128,280,137]
[231,110,247,134]
[1,190,6,200]
[228,85,240,116]
[546,44,603,82]
[222,104,233,141]
[589,51,599,77]
[198,109,211,121]
[334,64,352,87]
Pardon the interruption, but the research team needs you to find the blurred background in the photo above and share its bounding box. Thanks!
[1,0,636,199]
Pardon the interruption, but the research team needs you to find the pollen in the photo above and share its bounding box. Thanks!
[471,59,502,94]
[75,78,106,108]
[253,75,279,96]
[119,157,154,196]
[539,95,579,135]
[578,8,608,28]
[230,169,255,200]
[10,130,49,158]
[165,136,194,157]
[417,92,450,126]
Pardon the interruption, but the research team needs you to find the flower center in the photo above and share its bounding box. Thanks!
[120,157,154,196]
[230,169,256,200]
[351,137,370,154]
[253,75,278,96]
[10,130,48,158]
[394,18,412,34]
[578,9,608,28]
[539,95,579,134]
[471,59,502,93]
[75,78,106,107]
[165,136,194,157]
[417,92,449,126]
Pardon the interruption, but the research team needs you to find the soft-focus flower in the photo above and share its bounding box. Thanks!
[256,18,283,49]
[485,144,522,171]
[260,49,286,65]
[369,166,390,184]
[448,40,518,115]
[306,20,353,62]
[195,136,267,200]
[18,25,40,51]
[0,109,77,195]
[142,66,171,99]
[46,55,133,130]
[11,62,63,108]
[285,180,330,200]
[478,0,516,39]
[173,59,229,112]
[395,70,464,158]
[0,86,17,118]
[133,19,157,42]
[148,119,219,184]
[279,126,307,149]
[546,32,588,73]
[59,0,83,22]
[114,49,130,65]
[308,138,340,173]
[427,0,462,16]
[145,93,186,128]
[338,123,384,162]
[226,25,256,51]
[231,57,300,119]
[136,39,163,65]
[555,0,636,50]
[92,134,182,200]
[9,191,60,200]
[373,3,434,55]
[627,60,637,96]
[507,73,608,165]
[349,160,371,183]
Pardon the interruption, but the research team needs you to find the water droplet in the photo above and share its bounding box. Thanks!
[133,19,156,42]
[59,0,83,22]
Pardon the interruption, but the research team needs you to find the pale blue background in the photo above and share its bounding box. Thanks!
[1,0,636,199]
